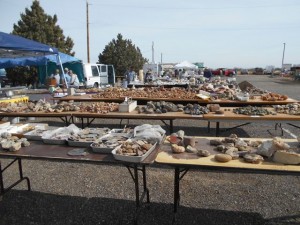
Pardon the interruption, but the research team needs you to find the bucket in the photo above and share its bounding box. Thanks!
[49,85,56,93]
[10,117,20,124]
[122,80,128,88]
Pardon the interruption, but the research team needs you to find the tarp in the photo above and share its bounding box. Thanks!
[0,51,81,69]
[174,60,198,69]
[0,31,78,87]
[38,60,84,85]
[0,31,58,58]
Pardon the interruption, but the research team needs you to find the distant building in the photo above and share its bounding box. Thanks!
[283,64,292,71]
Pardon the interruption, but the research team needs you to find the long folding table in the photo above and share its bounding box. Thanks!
[0,141,160,224]
[204,107,300,136]
[155,137,300,223]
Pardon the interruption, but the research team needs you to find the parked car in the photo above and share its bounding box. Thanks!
[212,68,224,76]
[224,69,235,76]
[263,70,273,75]
[212,68,235,76]
[252,68,264,75]
[272,69,282,76]
[240,69,249,75]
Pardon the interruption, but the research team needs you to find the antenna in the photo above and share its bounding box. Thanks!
[86,0,90,63]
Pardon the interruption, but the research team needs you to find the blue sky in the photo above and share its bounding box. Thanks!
[1,0,300,68]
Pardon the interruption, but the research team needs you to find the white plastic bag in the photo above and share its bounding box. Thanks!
[133,124,166,144]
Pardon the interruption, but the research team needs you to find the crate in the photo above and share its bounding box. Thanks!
[118,100,137,112]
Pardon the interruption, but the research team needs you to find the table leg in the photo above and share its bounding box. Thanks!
[134,165,140,208]
[17,158,31,192]
[216,122,220,137]
[0,158,31,196]
[170,120,174,134]
[126,164,150,224]
[0,161,4,195]
[81,118,84,128]
[65,116,69,125]
[207,121,211,133]
[70,115,74,124]
[174,167,180,214]
[142,165,150,204]
[173,167,189,224]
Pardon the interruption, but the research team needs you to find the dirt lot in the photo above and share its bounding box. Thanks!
[0,75,299,225]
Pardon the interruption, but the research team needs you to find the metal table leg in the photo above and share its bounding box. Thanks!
[173,167,189,224]
[126,164,150,224]
[170,120,174,134]
[0,158,31,196]
[216,122,220,137]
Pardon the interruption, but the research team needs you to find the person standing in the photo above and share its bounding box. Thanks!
[63,67,71,85]
[145,69,153,83]
[126,67,136,84]
[69,70,80,87]
[50,69,61,87]
[204,68,212,80]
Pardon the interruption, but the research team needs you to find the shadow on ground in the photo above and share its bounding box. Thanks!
[0,190,272,225]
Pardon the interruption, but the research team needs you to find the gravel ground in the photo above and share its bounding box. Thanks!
[0,75,299,225]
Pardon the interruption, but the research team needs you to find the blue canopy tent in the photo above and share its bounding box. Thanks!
[0,31,71,87]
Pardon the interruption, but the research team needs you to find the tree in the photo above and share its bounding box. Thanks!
[7,0,75,86]
[98,34,147,77]
[12,0,74,55]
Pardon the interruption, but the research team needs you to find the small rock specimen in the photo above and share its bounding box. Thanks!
[243,154,264,164]
[171,144,185,153]
[197,149,211,157]
[215,154,232,162]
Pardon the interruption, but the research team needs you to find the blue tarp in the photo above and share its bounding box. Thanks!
[0,31,58,58]
[0,31,81,69]
[0,51,81,68]
[0,31,83,86]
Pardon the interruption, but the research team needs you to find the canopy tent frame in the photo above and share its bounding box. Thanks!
[174,60,198,70]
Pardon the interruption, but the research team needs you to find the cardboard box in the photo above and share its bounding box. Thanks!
[119,100,137,112]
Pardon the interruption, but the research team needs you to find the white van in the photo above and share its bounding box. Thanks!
[83,63,116,88]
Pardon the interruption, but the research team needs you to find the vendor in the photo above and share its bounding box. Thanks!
[69,70,80,87]
[50,69,61,87]
[145,69,153,83]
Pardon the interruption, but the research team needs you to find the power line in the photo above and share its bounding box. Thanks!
[91,2,300,10]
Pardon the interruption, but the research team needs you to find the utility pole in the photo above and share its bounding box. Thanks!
[86,0,90,63]
[152,41,154,64]
[281,42,286,71]
[161,53,162,64]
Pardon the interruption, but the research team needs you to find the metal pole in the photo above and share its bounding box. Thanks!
[86,0,90,63]
[281,43,286,71]
[152,41,154,63]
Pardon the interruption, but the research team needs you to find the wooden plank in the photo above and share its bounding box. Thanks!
[204,107,300,122]
[155,137,300,173]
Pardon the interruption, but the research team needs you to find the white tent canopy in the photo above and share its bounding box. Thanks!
[174,60,198,69]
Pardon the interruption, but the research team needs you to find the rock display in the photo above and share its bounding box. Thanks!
[137,101,184,114]
[233,106,276,116]
[0,132,30,152]
[273,103,300,115]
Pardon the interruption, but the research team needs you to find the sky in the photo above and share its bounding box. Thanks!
[1,0,300,69]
